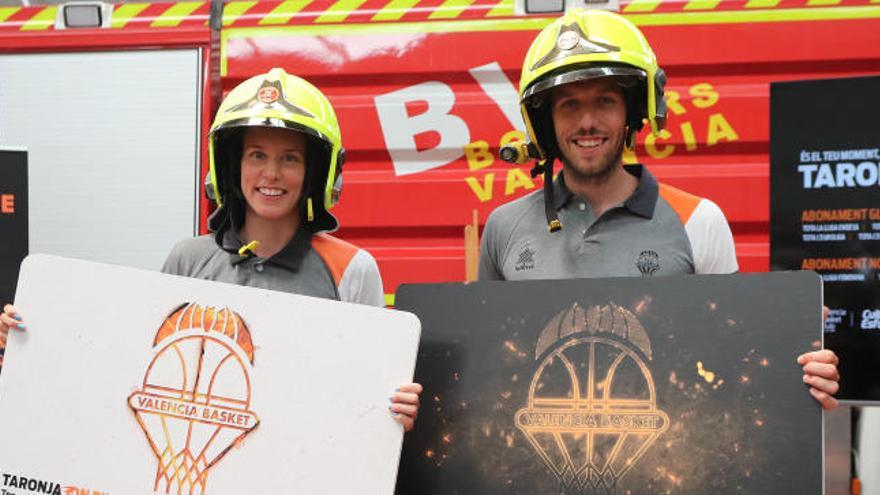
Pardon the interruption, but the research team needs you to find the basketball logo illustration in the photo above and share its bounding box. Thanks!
[128,303,260,494]
[515,303,668,494]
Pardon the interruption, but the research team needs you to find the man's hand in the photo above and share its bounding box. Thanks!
[390,382,423,432]
[797,307,839,410]
[797,349,839,410]
[0,304,26,367]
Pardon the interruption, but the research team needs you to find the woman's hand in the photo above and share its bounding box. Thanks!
[0,304,25,367]
[390,382,423,432]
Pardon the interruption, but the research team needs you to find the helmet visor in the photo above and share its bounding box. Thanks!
[522,65,646,103]
[211,116,333,149]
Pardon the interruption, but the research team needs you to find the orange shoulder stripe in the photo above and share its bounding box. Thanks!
[311,233,359,286]
[658,183,702,226]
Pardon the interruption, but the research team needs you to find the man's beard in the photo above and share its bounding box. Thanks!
[558,128,627,184]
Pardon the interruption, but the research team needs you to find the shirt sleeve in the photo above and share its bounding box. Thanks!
[338,249,385,308]
[478,210,505,281]
[161,239,188,275]
[686,199,739,274]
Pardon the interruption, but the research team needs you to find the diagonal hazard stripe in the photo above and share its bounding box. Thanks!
[0,7,20,23]
[744,0,782,7]
[623,0,663,13]
[371,0,420,21]
[315,0,370,23]
[223,1,258,25]
[486,0,514,16]
[683,0,723,10]
[259,0,312,25]
[222,16,549,75]
[806,0,842,5]
[224,5,879,45]
[151,1,204,28]
[110,3,149,28]
[428,0,477,19]
[630,6,880,23]
[20,6,56,30]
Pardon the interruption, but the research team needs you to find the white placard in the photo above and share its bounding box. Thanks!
[0,254,420,495]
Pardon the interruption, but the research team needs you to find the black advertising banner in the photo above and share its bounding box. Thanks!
[0,149,28,307]
[770,75,880,403]
[396,273,822,494]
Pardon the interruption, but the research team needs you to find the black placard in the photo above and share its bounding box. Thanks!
[396,273,822,494]
[0,149,28,307]
[770,75,880,403]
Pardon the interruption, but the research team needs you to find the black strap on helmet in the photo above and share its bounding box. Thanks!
[529,158,562,233]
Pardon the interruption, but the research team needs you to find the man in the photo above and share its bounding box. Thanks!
[479,9,839,408]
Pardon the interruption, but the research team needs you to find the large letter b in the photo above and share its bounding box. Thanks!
[375,82,470,176]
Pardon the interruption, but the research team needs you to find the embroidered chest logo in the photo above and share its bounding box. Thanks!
[515,246,536,272]
[636,250,660,277]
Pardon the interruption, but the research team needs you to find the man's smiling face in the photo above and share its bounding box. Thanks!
[551,77,627,181]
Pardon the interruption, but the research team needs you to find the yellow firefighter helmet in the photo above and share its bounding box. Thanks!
[208,68,345,233]
[519,9,667,161]
[503,10,668,232]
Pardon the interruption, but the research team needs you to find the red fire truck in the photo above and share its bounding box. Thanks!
[1,0,879,303]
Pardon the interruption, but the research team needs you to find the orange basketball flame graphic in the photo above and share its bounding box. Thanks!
[128,303,259,495]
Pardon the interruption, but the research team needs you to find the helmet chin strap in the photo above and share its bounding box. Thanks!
[519,107,563,233]
[624,124,637,150]
[543,162,562,232]
[529,157,562,233]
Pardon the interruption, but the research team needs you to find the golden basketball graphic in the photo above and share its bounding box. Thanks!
[128,303,259,494]
[515,303,668,494]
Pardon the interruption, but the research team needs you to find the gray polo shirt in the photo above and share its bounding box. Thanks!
[162,227,384,307]
[479,164,738,281]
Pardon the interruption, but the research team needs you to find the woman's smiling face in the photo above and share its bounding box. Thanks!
[239,126,307,224]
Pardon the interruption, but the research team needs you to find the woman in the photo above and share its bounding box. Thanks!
[1,68,421,429]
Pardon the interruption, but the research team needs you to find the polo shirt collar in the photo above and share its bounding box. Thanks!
[221,226,313,272]
[553,163,658,219]
[622,164,659,219]
[552,172,575,211]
